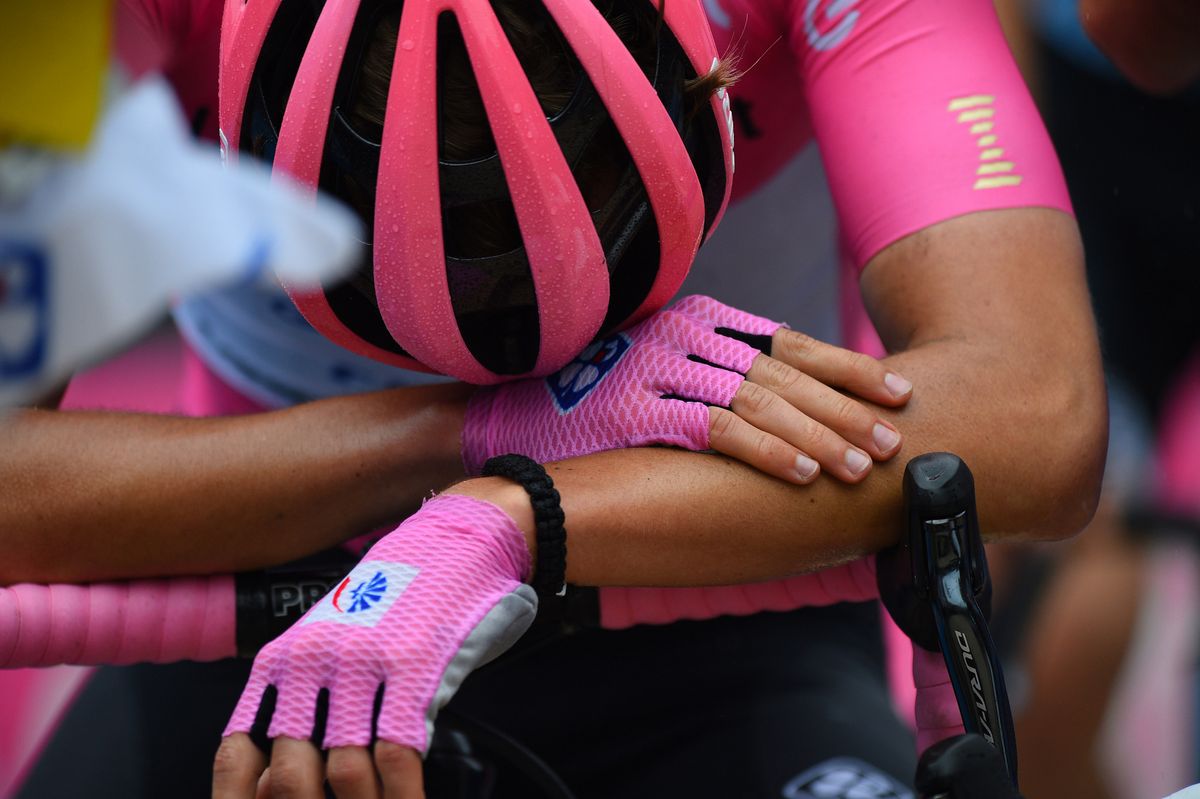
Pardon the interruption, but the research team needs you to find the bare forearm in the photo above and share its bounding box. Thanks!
[454,210,1107,588]
[459,347,1098,589]
[0,383,472,584]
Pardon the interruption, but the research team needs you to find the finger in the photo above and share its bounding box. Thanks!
[327,747,381,799]
[743,356,901,467]
[708,406,820,484]
[255,767,272,799]
[375,742,425,799]
[770,328,913,406]
[267,736,325,799]
[213,734,267,799]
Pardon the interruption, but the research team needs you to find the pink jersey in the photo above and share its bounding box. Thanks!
[707,0,1071,269]
[123,0,1070,635]
[123,0,1070,265]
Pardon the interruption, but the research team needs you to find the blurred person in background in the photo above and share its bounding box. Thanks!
[984,1,1199,796]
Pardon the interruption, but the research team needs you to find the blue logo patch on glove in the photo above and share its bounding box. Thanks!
[0,241,49,380]
[304,562,419,628]
[546,333,632,414]
[344,571,388,613]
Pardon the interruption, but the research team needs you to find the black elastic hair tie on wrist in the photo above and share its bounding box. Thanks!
[482,454,567,599]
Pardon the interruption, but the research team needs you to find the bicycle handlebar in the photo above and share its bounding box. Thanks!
[879,452,1022,798]
[0,548,356,667]
[0,576,236,666]
[0,455,1016,797]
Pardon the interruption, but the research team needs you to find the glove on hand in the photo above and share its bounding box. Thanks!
[224,494,535,751]
[462,294,780,474]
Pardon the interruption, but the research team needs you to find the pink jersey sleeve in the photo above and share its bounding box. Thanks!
[116,0,222,140]
[788,0,1073,269]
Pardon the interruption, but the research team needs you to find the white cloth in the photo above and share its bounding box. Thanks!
[1164,787,1200,799]
[0,76,362,405]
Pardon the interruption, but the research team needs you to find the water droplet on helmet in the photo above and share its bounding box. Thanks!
[401,39,415,51]
[513,103,522,114]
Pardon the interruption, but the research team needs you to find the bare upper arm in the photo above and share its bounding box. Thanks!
[860,208,1092,363]
[859,207,1108,538]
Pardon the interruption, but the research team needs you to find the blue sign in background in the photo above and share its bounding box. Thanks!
[0,241,49,380]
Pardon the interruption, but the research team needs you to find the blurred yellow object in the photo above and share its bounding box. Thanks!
[0,0,113,151]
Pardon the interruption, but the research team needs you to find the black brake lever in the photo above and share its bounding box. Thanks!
[876,453,1020,794]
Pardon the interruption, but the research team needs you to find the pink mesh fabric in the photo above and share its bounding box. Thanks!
[461,295,781,474]
[666,294,784,337]
[599,558,879,628]
[224,494,536,751]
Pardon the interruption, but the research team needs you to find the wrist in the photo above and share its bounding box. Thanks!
[443,476,537,560]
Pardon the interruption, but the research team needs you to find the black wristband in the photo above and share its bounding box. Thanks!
[482,454,567,599]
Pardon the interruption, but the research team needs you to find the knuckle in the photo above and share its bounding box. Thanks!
[802,422,829,451]
[844,349,877,377]
[212,739,249,780]
[752,432,783,464]
[761,357,801,392]
[326,754,370,791]
[708,407,739,442]
[779,329,817,360]
[268,762,307,797]
[374,741,412,771]
[831,394,865,426]
[737,381,775,415]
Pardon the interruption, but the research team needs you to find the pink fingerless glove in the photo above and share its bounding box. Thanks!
[461,294,781,474]
[224,494,536,751]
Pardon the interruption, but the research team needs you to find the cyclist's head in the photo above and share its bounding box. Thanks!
[219,0,736,384]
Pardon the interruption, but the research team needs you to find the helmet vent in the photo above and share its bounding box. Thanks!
[438,10,539,375]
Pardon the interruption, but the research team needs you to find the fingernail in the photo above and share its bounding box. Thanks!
[794,454,819,480]
[873,422,901,453]
[845,448,872,475]
[885,372,912,398]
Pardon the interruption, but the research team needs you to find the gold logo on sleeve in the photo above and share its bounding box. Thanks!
[948,95,1023,190]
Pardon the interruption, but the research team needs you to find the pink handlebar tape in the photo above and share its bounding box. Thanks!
[0,576,236,667]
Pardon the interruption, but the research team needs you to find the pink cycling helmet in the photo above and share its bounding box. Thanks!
[219,0,734,384]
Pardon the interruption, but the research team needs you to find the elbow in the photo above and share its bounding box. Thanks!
[1020,371,1109,541]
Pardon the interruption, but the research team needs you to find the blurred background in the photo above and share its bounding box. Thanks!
[1,0,1197,797]
[986,1,1200,796]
